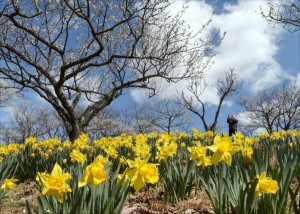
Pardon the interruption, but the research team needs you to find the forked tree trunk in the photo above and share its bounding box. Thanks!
[65,120,82,143]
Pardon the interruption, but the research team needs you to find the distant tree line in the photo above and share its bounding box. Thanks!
[0,99,192,143]
[238,81,300,134]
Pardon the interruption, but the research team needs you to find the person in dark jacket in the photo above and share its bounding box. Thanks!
[227,115,238,136]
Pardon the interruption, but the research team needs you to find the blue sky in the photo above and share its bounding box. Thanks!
[0,0,299,134]
[116,0,300,132]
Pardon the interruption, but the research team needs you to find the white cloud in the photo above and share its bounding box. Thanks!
[130,88,149,103]
[130,0,291,105]
[210,0,285,92]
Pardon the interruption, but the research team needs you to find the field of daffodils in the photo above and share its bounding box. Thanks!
[0,129,300,214]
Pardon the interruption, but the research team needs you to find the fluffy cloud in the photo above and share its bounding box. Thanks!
[211,1,285,92]
[130,0,290,104]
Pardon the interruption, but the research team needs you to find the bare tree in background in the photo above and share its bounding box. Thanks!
[0,0,221,141]
[147,99,192,133]
[238,89,279,133]
[238,82,300,133]
[0,78,18,107]
[180,69,241,132]
[238,123,260,137]
[86,106,131,139]
[117,100,192,134]
[275,82,300,131]
[0,102,67,143]
[260,0,300,32]
[122,103,160,134]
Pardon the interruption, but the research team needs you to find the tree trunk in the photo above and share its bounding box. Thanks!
[65,120,82,142]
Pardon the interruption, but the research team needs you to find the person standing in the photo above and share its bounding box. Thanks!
[227,115,238,136]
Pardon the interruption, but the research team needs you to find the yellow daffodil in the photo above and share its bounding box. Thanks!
[288,130,298,138]
[43,153,49,160]
[156,142,178,161]
[125,156,159,191]
[245,137,256,145]
[192,128,205,140]
[197,155,212,167]
[188,142,207,160]
[120,156,127,165]
[234,132,244,139]
[188,142,212,167]
[78,155,107,187]
[1,177,18,192]
[70,149,87,164]
[7,144,20,154]
[74,133,90,149]
[106,146,118,159]
[270,131,281,141]
[280,130,287,138]
[242,145,253,166]
[133,143,151,159]
[25,137,37,145]
[36,163,72,203]
[205,131,214,138]
[63,159,67,164]
[259,131,269,139]
[207,135,240,166]
[255,172,279,197]
[62,140,72,150]
[0,146,9,156]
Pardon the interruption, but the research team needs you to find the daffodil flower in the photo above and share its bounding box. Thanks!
[196,155,212,167]
[188,142,206,160]
[70,149,87,164]
[1,177,18,192]
[156,142,178,161]
[207,135,240,166]
[188,142,212,167]
[36,162,72,203]
[242,145,253,166]
[125,156,159,191]
[78,155,107,187]
[255,171,279,197]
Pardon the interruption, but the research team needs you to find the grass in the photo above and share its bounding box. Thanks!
[0,181,213,214]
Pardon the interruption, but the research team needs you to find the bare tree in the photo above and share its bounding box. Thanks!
[147,99,192,133]
[123,103,160,134]
[180,69,241,132]
[260,0,300,32]
[238,89,279,133]
[239,81,300,133]
[0,78,18,107]
[0,0,220,141]
[0,102,67,143]
[275,82,300,131]
[86,106,132,139]
[237,123,258,137]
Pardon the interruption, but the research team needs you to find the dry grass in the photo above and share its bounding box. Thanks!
[122,185,214,214]
[0,182,213,214]
[0,180,39,214]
